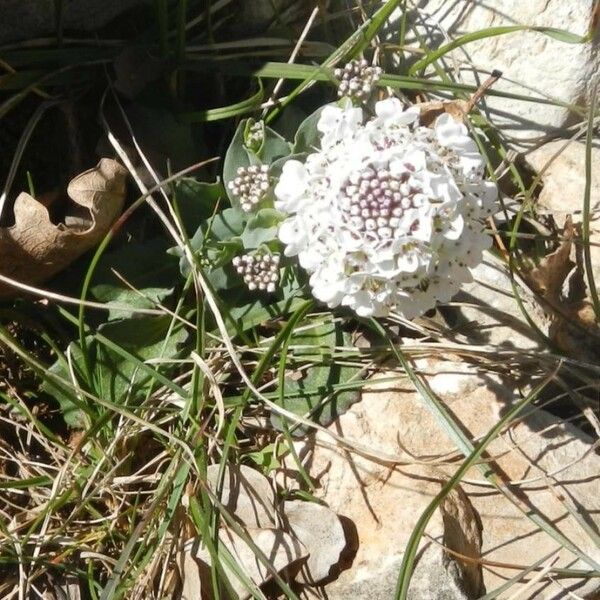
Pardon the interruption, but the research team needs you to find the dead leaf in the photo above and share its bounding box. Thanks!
[550,300,600,359]
[525,217,600,358]
[419,71,502,126]
[282,500,347,585]
[418,99,469,127]
[527,216,576,305]
[189,526,308,600]
[0,158,127,297]
[206,464,276,528]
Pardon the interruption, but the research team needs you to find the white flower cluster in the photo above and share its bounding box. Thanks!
[233,253,280,292]
[228,165,270,212]
[274,98,497,318]
[335,59,382,103]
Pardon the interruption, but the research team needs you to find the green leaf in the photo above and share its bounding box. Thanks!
[257,123,292,163]
[43,342,91,428]
[226,296,306,336]
[271,314,362,434]
[173,179,228,237]
[293,105,326,154]
[44,316,188,427]
[208,207,248,241]
[176,208,247,279]
[240,208,285,249]
[246,443,289,473]
[206,265,242,292]
[223,119,254,208]
[223,118,291,208]
[178,84,265,123]
[94,316,188,406]
[90,238,179,319]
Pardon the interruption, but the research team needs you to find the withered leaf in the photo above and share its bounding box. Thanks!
[0,158,127,297]
[550,300,600,359]
[418,99,469,127]
[527,216,576,306]
[418,72,501,127]
[526,217,600,358]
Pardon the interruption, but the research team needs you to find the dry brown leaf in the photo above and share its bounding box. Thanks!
[418,71,502,127]
[188,526,308,600]
[527,216,576,306]
[525,217,600,358]
[282,500,347,585]
[206,464,276,528]
[550,300,600,359]
[418,99,469,127]
[0,158,127,297]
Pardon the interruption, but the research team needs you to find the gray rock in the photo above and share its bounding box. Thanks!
[283,500,347,584]
[450,258,547,351]
[387,0,599,148]
[525,140,600,222]
[206,464,277,529]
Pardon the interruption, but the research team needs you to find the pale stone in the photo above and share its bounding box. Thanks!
[525,139,600,289]
[206,464,277,529]
[397,1,599,148]
[283,500,347,584]
[525,140,600,220]
[281,362,600,599]
[450,258,546,351]
[191,527,308,600]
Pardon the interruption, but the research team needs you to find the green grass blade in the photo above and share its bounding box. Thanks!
[582,86,600,319]
[409,26,585,75]
[178,81,264,122]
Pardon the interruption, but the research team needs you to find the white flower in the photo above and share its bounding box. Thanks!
[317,104,364,149]
[274,160,308,213]
[275,99,498,318]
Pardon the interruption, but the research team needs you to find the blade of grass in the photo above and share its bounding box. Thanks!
[264,0,402,123]
[409,25,586,76]
[178,81,264,122]
[582,85,600,320]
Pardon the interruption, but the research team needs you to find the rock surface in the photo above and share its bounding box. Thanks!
[191,527,308,600]
[283,500,347,584]
[525,140,600,220]
[206,464,277,529]
[448,257,546,352]
[394,0,599,148]
[525,139,600,287]
[280,361,600,599]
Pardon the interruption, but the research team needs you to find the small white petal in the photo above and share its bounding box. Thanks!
[375,98,419,126]
[434,113,467,146]
[274,160,308,213]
